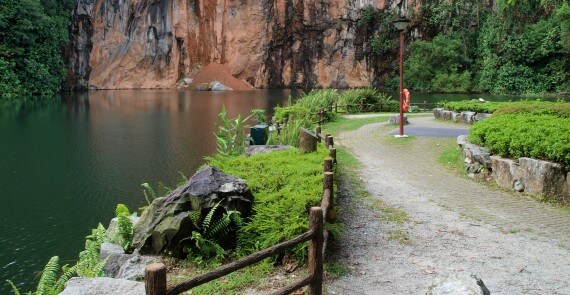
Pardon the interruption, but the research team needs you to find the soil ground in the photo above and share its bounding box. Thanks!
[326,116,570,294]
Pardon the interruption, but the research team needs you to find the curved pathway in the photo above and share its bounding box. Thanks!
[327,116,570,294]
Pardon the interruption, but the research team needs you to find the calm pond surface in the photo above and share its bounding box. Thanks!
[0,89,562,292]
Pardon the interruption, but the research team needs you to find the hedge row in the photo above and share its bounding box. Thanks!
[469,114,570,167]
[442,100,567,114]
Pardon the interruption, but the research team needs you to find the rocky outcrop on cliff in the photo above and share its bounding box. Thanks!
[69,0,418,89]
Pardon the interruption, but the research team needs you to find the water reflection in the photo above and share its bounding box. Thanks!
[0,89,292,293]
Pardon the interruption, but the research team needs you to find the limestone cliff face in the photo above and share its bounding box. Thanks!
[70,0,416,89]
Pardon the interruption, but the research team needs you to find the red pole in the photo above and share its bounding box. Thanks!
[399,30,404,136]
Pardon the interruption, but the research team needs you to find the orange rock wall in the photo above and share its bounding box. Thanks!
[70,0,419,89]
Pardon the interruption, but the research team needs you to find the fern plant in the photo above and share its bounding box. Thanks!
[114,204,134,251]
[184,200,243,264]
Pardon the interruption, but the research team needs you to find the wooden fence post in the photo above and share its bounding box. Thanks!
[326,136,334,148]
[145,263,167,295]
[276,122,281,136]
[334,102,338,113]
[308,207,323,295]
[323,172,335,222]
[329,147,337,164]
[316,126,321,143]
[323,158,333,173]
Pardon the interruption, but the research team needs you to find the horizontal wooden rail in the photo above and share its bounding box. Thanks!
[166,229,316,295]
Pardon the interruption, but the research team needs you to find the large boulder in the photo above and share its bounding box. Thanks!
[388,114,409,125]
[60,277,144,295]
[132,166,254,257]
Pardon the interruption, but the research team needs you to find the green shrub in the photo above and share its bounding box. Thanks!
[442,100,568,114]
[273,105,313,122]
[266,116,314,147]
[206,147,329,262]
[470,114,570,167]
[337,88,396,113]
[294,89,339,122]
[214,106,252,156]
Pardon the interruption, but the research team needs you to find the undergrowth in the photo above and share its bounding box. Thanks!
[206,147,330,262]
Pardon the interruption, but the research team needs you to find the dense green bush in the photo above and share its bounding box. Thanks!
[476,2,568,94]
[442,100,567,114]
[470,114,570,167]
[206,147,329,261]
[405,34,472,92]
[337,88,398,113]
[0,0,72,100]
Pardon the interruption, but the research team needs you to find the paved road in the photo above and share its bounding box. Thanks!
[327,116,570,295]
[389,127,469,138]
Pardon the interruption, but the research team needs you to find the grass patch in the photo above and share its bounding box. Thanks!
[438,143,464,171]
[322,115,390,136]
[324,262,348,278]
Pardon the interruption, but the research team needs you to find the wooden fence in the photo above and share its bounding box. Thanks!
[144,136,337,295]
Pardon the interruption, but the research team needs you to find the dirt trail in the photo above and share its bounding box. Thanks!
[327,116,570,294]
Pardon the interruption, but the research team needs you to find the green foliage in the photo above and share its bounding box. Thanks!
[75,224,109,277]
[114,204,134,251]
[0,0,71,100]
[358,5,376,28]
[476,2,568,94]
[206,147,328,262]
[214,106,252,156]
[267,115,314,147]
[273,105,312,122]
[337,88,398,113]
[250,109,267,125]
[442,100,567,114]
[470,113,570,167]
[294,89,338,122]
[184,201,243,265]
[405,33,472,92]
[141,183,157,205]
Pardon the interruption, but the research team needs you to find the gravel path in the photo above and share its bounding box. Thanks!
[327,116,570,295]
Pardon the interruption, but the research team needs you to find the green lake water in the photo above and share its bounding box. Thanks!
[0,89,562,292]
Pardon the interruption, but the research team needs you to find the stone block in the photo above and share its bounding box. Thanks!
[458,111,476,124]
[115,252,161,280]
[474,113,492,122]
[463,144,492,168]
[60,277,144,295]
[457,135,467,147]
[433,108,444,119]
[388,114,408,125]
[519,157,566,199]
[491,156,520,190]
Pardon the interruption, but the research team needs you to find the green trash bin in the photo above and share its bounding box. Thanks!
[250,124,268,145]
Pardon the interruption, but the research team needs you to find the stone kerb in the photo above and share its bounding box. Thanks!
[458,136,569,201]
[434,108,491,124]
